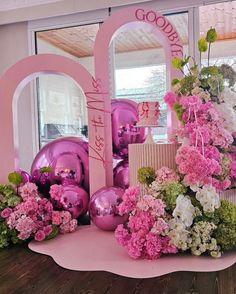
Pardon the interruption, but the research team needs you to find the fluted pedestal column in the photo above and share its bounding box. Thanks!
[129,143,179,192]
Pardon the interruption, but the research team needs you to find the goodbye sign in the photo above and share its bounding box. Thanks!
[0,6,183,195]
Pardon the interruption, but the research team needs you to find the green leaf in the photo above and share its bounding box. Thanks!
[171,78,180,86]
[46,225,59,240]
[201,66,219,77]
[8,172,23,186]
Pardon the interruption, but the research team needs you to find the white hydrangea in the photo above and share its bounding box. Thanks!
[172,194,196,227]
[168,218,191,251]
[215,102,236,133]
[219,88,236,107]
[196,185,220,213]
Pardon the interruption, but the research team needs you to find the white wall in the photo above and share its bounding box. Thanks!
[0,22,34,172]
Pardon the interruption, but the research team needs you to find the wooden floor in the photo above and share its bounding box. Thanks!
[0,244,235,294]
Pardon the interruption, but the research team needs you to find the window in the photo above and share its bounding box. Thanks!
[113,11,189,141]
[35,23,100,147]
[199,1,236,80]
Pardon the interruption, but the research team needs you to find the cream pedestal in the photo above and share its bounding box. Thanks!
[129,143,179,190]
[219,189,236,205]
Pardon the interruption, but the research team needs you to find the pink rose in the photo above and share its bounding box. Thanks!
[1,208,13,218]
[35,230,46,241]
[43,225,53,236]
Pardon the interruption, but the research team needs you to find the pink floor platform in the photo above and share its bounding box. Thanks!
[29,225,236,279]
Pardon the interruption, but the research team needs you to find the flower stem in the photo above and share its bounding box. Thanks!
[208,42,211,67]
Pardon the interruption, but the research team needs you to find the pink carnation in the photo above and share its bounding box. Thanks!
[1,207,12,218]
[145,233,162,259]
[126,232,146,259]
[115,224,131,247]
[118,186,140,215]
[231,161,236,178]
[151,218,168,234]
[19,182,38,200]
[50,184,64,201]
[69,219,77,232]
[52,211,62,225]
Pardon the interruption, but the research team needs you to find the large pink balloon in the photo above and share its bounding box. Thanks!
[89,186,128,231]
[111,99,147,158]
[31,137,89,191]
[61,185,89,219]
[18,169,31,185]
[113,160,129,189]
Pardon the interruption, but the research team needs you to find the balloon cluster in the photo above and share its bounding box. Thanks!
[112,99,147,189]
[30,137,89,220]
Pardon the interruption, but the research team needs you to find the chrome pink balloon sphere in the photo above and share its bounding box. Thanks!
[113,160,129,189]
[89,186,128,231]
[31,137,89,191]
[111,99,147,158]
[61,185,89,219]
[18,170,31,184]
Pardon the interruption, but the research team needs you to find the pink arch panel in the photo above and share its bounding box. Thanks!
[0,54,107,195]
[94,6,183,158]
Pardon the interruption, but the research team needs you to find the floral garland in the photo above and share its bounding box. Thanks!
[115,28,236,259]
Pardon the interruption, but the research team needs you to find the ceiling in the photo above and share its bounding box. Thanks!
[37,2,236,58]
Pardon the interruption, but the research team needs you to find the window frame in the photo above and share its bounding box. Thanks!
[27,0,227,158]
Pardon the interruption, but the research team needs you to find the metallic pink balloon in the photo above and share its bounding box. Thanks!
[111,99,147,158]
[31,137,89,191]
[61,185,89,219]
[89,186,128,231]
[113,160,129,189]
[18,170,31,184]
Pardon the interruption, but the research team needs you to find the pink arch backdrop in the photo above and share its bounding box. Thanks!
[0,6,183,195]
[0,54,108,195]
[94,7,184,183]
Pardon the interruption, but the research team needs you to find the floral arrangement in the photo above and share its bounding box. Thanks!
[165,28,236,190]
[0,172,78,248]
[115,166,236,259]
[115,28,236,260]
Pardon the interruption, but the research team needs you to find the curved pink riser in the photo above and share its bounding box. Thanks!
[29,226,236,278]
